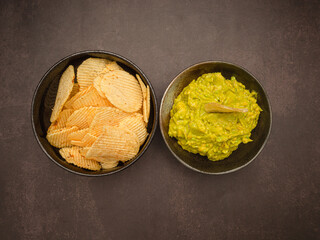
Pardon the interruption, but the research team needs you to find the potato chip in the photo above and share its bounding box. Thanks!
[64,85,94,109]
[70,140,83,146]
[119,114,148,146]
[46,126,78,148]
[93,74,106,98]
[146,85,150,123]
[135,108,143,115]
[69,83,80,98]
[100,70,143,113]
[86,125,139,163]
[79,147,90,157]
[89,107,130,135]
[135,74,146,114]
[93,61,123,98]
[142,97,148,124]
[105,61,123,72]
[136,74,147,96]
[86,108,99,126]
[71,86,112,109]
[64,146,101,171]
[101,161,119,169]
[66,106,98,129]
[77,58,111,90]
[48,109,74,133]
[80,133,98,147]
[59,147,71,159]
[50,65,75,122]
[70,132,97,147]
[55,109,74,128]
[68,128,89,141]
[136,74,148,124]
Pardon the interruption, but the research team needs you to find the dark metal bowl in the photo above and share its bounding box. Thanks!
[32,50,158,176]
[160,61,272,174]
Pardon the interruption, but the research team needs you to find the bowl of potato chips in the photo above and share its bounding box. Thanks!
[32,51,158,176]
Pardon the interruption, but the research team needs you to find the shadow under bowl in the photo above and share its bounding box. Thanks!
[160,61,272,174]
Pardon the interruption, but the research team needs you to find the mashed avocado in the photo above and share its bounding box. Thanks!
[168,72,261,161]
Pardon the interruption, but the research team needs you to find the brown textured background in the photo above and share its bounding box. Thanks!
[0,0,319,239]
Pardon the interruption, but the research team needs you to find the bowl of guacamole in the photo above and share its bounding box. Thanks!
[160,61,272,174]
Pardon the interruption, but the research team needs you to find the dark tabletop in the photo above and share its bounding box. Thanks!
[0,0,319,239]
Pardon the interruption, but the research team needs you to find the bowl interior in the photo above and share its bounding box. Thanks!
[160,62,271,174]
[32,51,157,176]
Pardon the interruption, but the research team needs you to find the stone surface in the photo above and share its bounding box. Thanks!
[0,0,319,239]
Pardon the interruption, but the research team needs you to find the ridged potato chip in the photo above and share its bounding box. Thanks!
[101,161,119,169]
[119,114,147,146]
[70,132,97,147]
[100,70,143,113]
[136,108,143,115]
[46,126,78,148]
[105,61,123,72]
[69,83,80,98]
[81,133,98,147]
[136,74,148,124]
[66,106,98,129]
[55,109,75,127]
[93,74,106,98]
[136,74,147,96]
[71,86,112,109]
[146,85,150,123]
[50,65,75,122]
[48,109,74,133]
[67,128,89,141]
[59,147,71,159]
[77,58,111,90]
[89,107,130,135]
[86,125,139,163]
[70,140,82,146]
[142,97,147,124]
[93,61,123,98]
[79,147,90,157]
[63,147,101,171]
[64,85,94,109]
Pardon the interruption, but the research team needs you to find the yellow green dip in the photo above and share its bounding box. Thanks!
[168,73,262,161]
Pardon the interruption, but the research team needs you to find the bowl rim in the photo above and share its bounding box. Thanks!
[160,60,272,175]
[31,50,158,177]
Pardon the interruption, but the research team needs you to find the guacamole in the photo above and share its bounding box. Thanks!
[168,73,261,161]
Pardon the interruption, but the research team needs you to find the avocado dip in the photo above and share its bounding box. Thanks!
[168,72,261,161]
